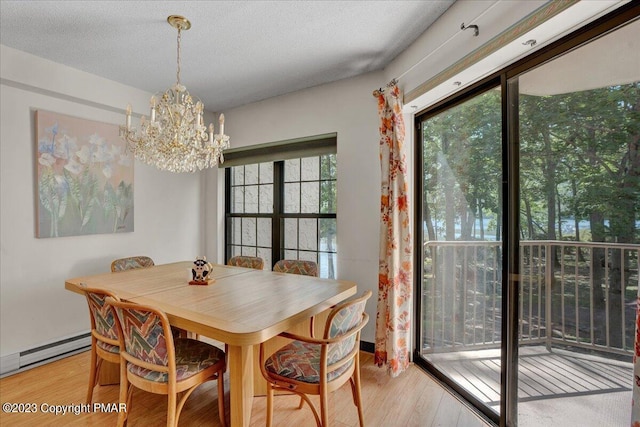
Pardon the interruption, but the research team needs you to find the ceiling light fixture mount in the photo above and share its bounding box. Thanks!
[120,15,229,173]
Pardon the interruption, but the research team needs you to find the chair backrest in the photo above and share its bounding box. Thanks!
[228,255,264,270]
[81,285,120,345]
[107,298,175,381]
[273,259,318,276]
[323,290,372,367]
[111,256,155,272]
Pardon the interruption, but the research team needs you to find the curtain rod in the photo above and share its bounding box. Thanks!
[392,0,501,84]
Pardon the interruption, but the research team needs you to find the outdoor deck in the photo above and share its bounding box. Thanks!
[424,345,633,427]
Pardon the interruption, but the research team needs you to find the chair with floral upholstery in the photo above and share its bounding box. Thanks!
[110,256,155,272]
[259,290,372,427]
[272,259,318,276]
[106,297,227,427]
[80,284,121,404]
[273,259,321,335]
[227,255,264,270]
[110,256,187,339]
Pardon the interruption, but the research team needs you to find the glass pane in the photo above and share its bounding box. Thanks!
[244,185,258,213]
[245,163,258,185]
[419,87,502,418]
[241,246,257,256]
[231,245,242,257]
[299,218,317,251]
[284,218,297,249]
[257,247,271,270]
[320,180,336,213]
[318,252,337,279]
[259,184,273,213]
[232,187,244,213]
[319,218,336,251]
[301,157,319,181]
[284,249,297,260]
[259,162,273,184]
[241,217,256,246]
[257,218,271,247]
[321,154,336,180]
[284,182,300,213]
[233,166,244,186]
[301,182,319,213]
[284,158,300,182]
[232,217,241,244]
[299,251,317,263]
[516,21,638,427]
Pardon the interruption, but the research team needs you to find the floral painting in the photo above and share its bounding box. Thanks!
[36,110,133,238]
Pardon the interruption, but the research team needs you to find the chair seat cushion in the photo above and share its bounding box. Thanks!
[97,340,119,354]
[265,340,353,384]
[128,339,224,383]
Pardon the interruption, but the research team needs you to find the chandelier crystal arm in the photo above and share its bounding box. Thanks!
[119,15,230,173]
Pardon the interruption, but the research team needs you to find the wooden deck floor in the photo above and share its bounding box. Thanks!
[424,345,633,427]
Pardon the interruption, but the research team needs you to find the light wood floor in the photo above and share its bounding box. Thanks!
[0,350,490,427]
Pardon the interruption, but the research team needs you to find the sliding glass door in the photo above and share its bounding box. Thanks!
[417,86,504,418]
[415,6,639,426]
[514,18,639,427]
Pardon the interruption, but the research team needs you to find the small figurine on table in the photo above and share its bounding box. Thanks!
[190,256,214,285]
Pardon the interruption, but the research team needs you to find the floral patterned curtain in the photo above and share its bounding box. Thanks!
[632,290,640,426]
[373,80,412,377]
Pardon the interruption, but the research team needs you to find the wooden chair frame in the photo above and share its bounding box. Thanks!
[82,285,121,404]
[260,290,371,427]
[106,297,226,427]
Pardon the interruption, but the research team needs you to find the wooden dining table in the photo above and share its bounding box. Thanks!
[65,261,357,427]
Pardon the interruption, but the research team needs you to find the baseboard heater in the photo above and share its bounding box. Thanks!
[0,332,91,377]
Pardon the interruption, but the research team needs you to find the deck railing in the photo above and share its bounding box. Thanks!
[421,240,639,357]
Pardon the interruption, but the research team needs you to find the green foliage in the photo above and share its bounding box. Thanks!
[422,82,639,244]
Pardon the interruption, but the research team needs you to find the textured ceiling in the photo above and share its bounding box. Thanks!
[0,0,455,112]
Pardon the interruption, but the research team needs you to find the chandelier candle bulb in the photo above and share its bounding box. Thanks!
[126,104,131,130]
[209,123,214,144]
[150,96,156,122]
[219,114,224,136]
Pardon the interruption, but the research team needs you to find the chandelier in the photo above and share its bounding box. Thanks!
[120,15,229,173]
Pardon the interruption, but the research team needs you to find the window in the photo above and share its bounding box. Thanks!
[225,151,337,278]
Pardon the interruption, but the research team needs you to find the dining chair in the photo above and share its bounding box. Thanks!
[110,255,155,272]
[110,255,187,339]
[80,284,121,405]
[273,259,321,336]
[227,255,265,270]
[259,290,372,427]
[106,297,227,427]
[272,259,318,276]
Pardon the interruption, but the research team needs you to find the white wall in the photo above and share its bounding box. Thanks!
[0,46,202,359]
[205,72,384,343]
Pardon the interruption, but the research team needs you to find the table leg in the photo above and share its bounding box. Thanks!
[228,344,254,427]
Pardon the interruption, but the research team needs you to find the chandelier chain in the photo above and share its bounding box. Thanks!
[176,27,181,85]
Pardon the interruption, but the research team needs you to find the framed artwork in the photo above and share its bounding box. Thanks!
[35,110,134,238]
